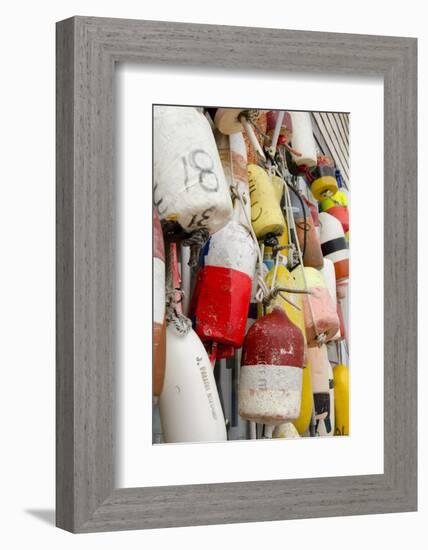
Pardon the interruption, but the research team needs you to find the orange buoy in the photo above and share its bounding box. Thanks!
[290,189,323,268]
[153,208,166,397]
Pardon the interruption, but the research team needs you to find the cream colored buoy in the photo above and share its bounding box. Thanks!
[153,106,233,236]
[308,345,333,434]
[248,164,286,239]
[289,111,317,167]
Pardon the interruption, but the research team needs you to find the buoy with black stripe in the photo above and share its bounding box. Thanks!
[308,345,333,435]
[153,208,166,398]
[159,244,227,443]
[248,164,286,240]
[317,363,335,436]
[319,212,349,283]
[292,266,340,346]
[290,189,324,268]
[239,308,305,425]
[153,106,233,240]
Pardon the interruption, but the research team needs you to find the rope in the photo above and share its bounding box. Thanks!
[165,244,192,336]
[277,169,325,346]
[181,227,210,268]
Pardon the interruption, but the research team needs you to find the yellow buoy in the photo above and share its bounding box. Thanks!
[319,190,348,212]
[311,175,338,201]
[248,164,286,239]
[333,363,349,435]
[293,356,313,434]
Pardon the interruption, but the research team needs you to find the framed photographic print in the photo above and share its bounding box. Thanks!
[56,16,417,533]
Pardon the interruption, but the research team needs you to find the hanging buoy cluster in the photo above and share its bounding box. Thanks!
[153,105,349,444]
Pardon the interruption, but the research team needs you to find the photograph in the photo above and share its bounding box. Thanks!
[152,106,350,444]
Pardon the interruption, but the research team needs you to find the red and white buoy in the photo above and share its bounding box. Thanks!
[190,219,257,359]
[239,308,305,425]
[153,208,166,398]
[319,211,349,283]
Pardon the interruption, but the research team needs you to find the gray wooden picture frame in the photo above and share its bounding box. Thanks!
[56,16,417,533]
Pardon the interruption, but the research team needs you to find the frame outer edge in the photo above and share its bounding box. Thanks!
[56,16,418,533]
[56,16,76,532]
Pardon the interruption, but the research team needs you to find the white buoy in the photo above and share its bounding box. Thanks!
[159,324,227,443]
[153,106,233,235]
[289,112,317,167]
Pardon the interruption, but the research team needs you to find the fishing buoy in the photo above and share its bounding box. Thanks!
[273,422,300,438]
[159,244,226,443]
[153,209,166,397]
[230,132,252,229]
[317,363,335,436]
[214,108,266,165]
[290,189,324,268]
[292,266,340,346]
[334,363,349,435]
[289,111,317,167]
[265,111,293,147]
[304,156,338,201]
[308,345,332,434]
[292,357,313,434]
[159,325,227,443]
[239,308,305,424]
[320,258,341,340]
[248,164,286,240]
[319,212,349,283]
[319,190,349,234]
[153,106,233,238]
[190,218,257,359]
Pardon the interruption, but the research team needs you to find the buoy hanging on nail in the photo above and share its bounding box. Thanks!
[239,308,305,424]
[319,212,349,283]
[292,266,340,346]
[153,106,233,240]
[153,208,166,397]
[290,189,324,268]
[289,111,317,168]
[333,362,349,435]
[248,164,286,240]
[308,345,333,435]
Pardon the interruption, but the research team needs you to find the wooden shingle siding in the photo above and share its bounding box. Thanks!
[311,112,350,189]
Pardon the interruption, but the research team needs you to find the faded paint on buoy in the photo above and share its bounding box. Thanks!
[248,164,286,239]
[153,106,233,236]
[239,308,305,424]
[290,190,323,268]
[289,111,317,167]
[190,219,257,357]
[292,266,340,346]
[308,345,332,434]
